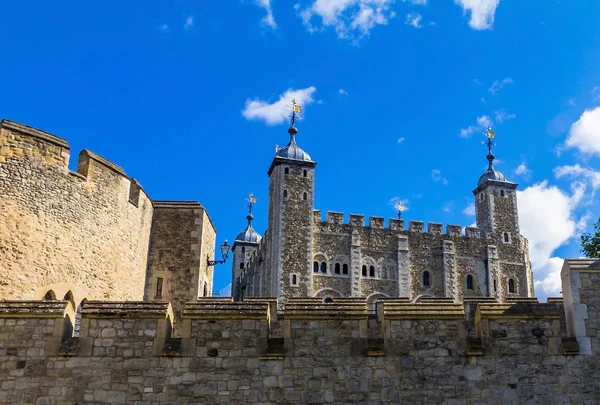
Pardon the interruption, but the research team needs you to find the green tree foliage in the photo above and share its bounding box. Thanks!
[581,217,600,258]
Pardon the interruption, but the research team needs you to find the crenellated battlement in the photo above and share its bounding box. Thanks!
[314,210,481,238]
[2,258,599,405]
[0,119,149,207]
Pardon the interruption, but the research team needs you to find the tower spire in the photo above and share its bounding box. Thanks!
[286,98,302,140]
[483,126,496,169]
[245,193,257,223]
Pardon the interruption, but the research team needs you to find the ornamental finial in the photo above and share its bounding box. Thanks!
[482,126,496,169]
[396,201,405,219]
[245,193,257,219]
[286,98,302,134]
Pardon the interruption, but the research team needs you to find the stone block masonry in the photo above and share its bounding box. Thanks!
[0,259,599,404]
[0,119,218,329]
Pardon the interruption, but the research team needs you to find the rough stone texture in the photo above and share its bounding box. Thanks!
[2,264,600,405]
[145,202,216,334]
[0,119,217,326]
[233,129,533,304]
[0,120,153,304]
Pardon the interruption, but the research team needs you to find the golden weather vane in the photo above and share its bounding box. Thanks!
[245,193,257,214]
[396,201,405,219]
[286,98,302,127]
[482,126,496,156]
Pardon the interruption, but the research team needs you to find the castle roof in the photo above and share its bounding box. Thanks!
[477,152,508,186]
[274,126,312,162]
[235,214,261,244]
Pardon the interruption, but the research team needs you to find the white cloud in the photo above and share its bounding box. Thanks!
[568,98,576,107]
[405,12,422,28]
[184,16,194,31]
[565,107,600,156]
[463,203,475,216]
[555,164,600,198]
[472,79,482,85]
[219,283,232,297]
[488,77,513,95]
[459,115,491,138]
[402,0,427,4]
[534,257,565,298]
[455,0,500,30]
[431,169,448,185]
[338,88,349,96]
[242,86,317,125]
[495,110,516,123]
[159,24,170,33]
[256,0,277,29]
[517,180,586,297]
[299,0,395,39]
[397,137,405,144]
[514,163,531,177]
[592,86,600,102]
[442,202,454,213]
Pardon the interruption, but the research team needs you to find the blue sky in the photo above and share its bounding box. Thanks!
[1,0,599,300]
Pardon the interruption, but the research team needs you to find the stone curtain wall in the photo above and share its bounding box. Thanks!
[0,120,153,303]
[2,258,600,405]
[311,214,532,302]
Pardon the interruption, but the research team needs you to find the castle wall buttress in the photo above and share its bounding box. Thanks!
[0,120,153,303]
[145,202,216,334]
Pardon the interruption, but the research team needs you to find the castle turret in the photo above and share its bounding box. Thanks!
[231,194,262,301]
[472,127,533,299]
[265,101,316,304]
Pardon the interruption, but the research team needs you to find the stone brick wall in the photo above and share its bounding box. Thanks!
[1,268,600,405]
[0,120,153,304]
[305,214,531,303]
[145,202,216,334]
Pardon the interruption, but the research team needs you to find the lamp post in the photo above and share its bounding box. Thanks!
[207,240,231,266]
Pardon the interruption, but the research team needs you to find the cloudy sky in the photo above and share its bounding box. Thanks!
[1,1,599,300]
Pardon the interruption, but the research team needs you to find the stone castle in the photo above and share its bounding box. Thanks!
[231,120,533,307]
[0,119,216,328]
[1,117,600,404]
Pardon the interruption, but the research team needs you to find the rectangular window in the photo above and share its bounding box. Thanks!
[155,277,163,298]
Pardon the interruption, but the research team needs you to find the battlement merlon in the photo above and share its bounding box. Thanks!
[153,200,216,234]
[1,119,152,206]
[313,210,479,237]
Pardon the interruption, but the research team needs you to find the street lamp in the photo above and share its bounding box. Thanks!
[207,240,231,266]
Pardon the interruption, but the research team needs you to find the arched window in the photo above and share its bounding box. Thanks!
[240,262,244,270]
[241,246,245,254]
[324,297,334,303]
[493,279,497,292]
[283,190,288,198]
[203,283,208,297]
[504,233,510,243]
[292,274,297,285]
[508,279,515,293]
[342,264,348,275]
[466,275,473,290]
[335,263,340,274]
[313,261,319,273]
[303,170,307,177]
[500,190,505,197]
[369,266,375,277]
[423,271,430,287]
[320,262,327,273]
[284,167,289,174]
[43,290,56,300]
[362,265,367,276]
[303,192,307,201]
